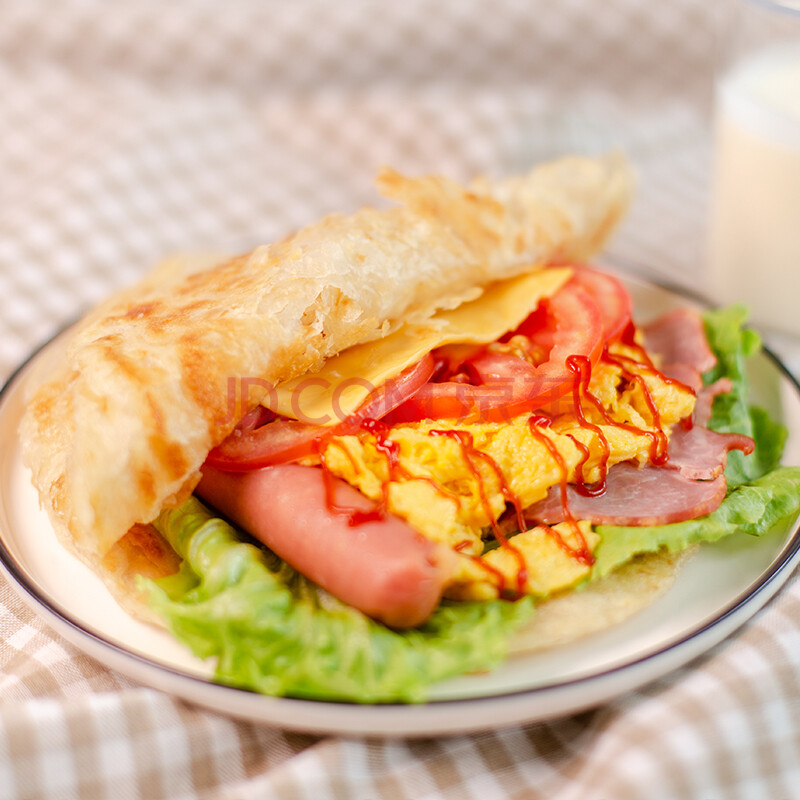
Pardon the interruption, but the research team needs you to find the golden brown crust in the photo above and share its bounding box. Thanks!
[19,156,634,587]
[96,523,183,624]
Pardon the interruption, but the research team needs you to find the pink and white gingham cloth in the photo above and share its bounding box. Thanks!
[2,2,800,798]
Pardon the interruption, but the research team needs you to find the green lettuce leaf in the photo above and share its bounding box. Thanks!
[593,305,800,579]
[142,498,533,703]
[142,304,799,703]
[702,305,787,485]
[593,466,800,578]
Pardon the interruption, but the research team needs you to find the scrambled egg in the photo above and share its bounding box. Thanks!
[318,340,696,602]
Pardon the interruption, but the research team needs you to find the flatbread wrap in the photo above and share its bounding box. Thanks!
[19,154,800,702]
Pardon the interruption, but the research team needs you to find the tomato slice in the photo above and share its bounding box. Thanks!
[205,418,323,472]
[429,343,486,380]
[568,266,631,342]
[205,354,435,471]
[236,404,277,431]
[334,353,435,434]
[387,281,604,424]
[207,267,619,462]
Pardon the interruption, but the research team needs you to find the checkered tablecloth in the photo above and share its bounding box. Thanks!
[3,2,800,798]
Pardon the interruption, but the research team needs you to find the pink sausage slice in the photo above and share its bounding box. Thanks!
[196,464,455,628]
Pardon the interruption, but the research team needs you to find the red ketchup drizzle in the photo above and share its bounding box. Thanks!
[317,419,399,526]
[469,557,511,596]
[601,348,670,466]
[347,418,402,524]
[454,538,509,592]
[429,429,528,598]
[319,418,461,527]
[614,320,697,456]
[565,355,611,496]
[526,416,595,566]
[317,438,378,525]
[620,322,696,394]
[565,434,604,497]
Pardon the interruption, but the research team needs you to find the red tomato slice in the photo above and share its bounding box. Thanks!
[205,354,435,471]
[568,266,631,342]
[387,281,604,424]
[334,353,435,434]
[204,418,323,472]
[429,343,487,381]
[236,404,277,432]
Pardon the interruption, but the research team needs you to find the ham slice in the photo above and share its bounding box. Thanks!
[666,423,754,480]
[693,378,733,427]
[658,362,703,393]
[524,309,753,527]
[196,464,454,628]
[524,406,753,526]
[646,316,752,480]
[525,463,728,527]
[525,416,753,527]
[643,308,717,382]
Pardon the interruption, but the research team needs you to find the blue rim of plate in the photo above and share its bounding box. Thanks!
[1,274,800,718]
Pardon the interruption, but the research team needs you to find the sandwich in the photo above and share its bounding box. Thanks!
[20,154,800,703]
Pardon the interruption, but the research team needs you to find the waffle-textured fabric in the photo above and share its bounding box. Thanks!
[2,2,800,798]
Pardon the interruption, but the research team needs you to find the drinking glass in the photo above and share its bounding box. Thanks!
[708,0,800,335]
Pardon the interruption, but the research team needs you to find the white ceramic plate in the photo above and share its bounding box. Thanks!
[2,276,800,738]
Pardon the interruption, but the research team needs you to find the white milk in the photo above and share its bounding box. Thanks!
[708,44,800,335]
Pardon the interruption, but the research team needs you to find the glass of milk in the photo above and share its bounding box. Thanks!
[708,0,800,335]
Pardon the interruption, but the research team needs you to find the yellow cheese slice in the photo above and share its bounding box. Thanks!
[273,266,573,425]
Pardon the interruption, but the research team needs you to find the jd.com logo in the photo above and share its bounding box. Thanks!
[222,375,570,426]
[222,375,381,426]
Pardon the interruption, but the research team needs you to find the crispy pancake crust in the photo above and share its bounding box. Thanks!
[20,156,633,572]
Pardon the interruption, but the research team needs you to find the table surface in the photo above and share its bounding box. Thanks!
[2,2,800,799]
